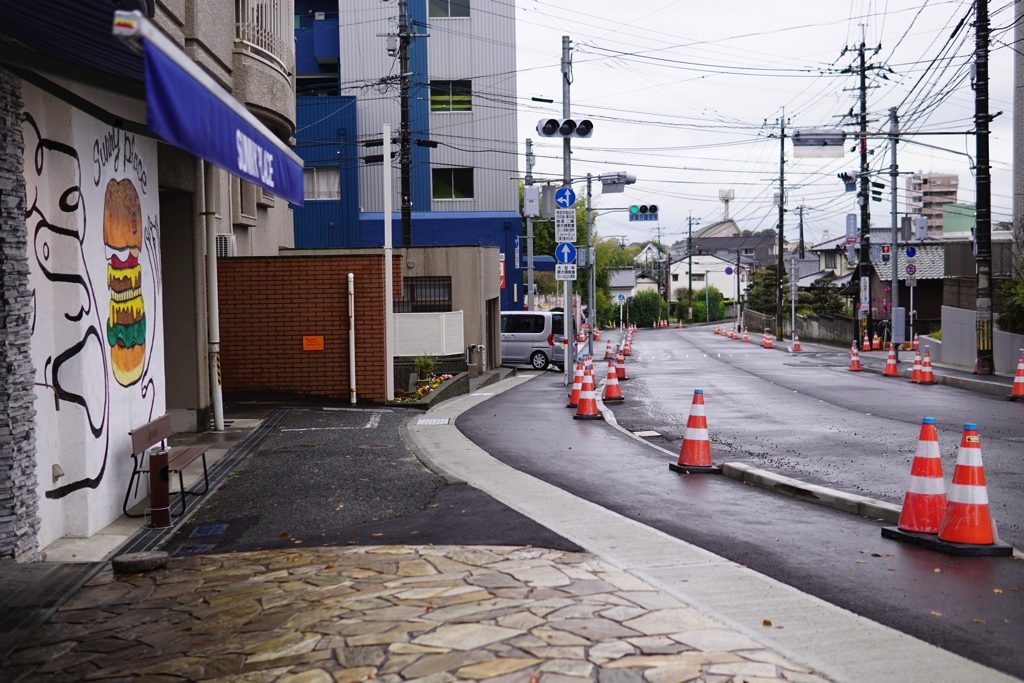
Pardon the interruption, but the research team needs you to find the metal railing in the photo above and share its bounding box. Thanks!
[235,0,293,75]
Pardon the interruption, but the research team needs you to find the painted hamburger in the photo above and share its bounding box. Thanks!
[104,179,145,387]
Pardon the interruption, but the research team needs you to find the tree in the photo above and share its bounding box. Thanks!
[806,275,845,317]
[692,286,724,322]
[630,290,666,327]
[745,265,786,314]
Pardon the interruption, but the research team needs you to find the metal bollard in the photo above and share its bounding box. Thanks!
[147,449,172,528]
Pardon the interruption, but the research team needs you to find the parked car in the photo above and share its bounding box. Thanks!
[500,311,566,370]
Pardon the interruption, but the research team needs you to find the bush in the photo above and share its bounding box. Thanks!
[998,276,1024,334]
[414,354,435,378]
[630,290,666,327]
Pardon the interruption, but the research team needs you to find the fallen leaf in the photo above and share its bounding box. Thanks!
[856,560,867,564]
[887,568,895,572]
[871,553,882,558]
[933,568,942,573]
[993,588,1004,594]
[371,532,384,538]
[973,618,987,624]
[930,611,942,617]
[762,618,773,627]
[278,532,290,539]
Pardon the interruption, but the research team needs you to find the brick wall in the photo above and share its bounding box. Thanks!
[0,70,40,561]
[218,254,402,403]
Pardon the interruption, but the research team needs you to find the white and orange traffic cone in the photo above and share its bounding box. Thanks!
[848,340,862,372]
[1008,349,1024,402]
[862,330,871,351]
[912,333,919,351]
[603,340,614,361]
[669,389,721,474]
[872,333,881,351]
[764,331,774,349]
[615,348,629,381]
[909,350,922,383]
[882,343,900,377]
[573,367,603,420]
[932,424,1011,555]
[792,334,801,352]
[602,358,624,404]
[894,418,947,534]
[714,326,721,335]
[919,349,936,385]
[594,329,601,342]
[567,362,584,408]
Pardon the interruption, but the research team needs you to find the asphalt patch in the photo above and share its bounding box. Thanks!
[163,407,580,555]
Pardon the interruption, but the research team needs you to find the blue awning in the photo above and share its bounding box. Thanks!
[113,11,303,205]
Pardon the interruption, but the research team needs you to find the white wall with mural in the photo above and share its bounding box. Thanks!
[22,83,164,547]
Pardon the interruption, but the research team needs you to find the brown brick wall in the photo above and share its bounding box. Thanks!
[218,254,402,403]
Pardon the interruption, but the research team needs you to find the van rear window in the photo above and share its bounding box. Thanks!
[552,315,563,335]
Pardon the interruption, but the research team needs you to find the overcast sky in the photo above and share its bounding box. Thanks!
[510,0,1018,247]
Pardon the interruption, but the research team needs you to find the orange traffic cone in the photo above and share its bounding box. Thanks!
[862,330,870,351]
[919,349,936,385]
[909,350,922,383]
[761,329,768,348]
[603,340,613,360]
[567,362,584,408]
[573,367,603,420]
[848,340,862,372]
[602,358,625,404]
[1008,349,1024,401]
[714,326,721,335]
[912,333,919,351]
[742,330,750,343]
[669,389,721,474]
[897,418,947,533]
[792,334,801,352]
[623,336,632,356]
[872,333,881,351]
[882,343,900,377]
[933,424,1011,554]
[764,330,774,350]
[615,349,629,381]
[594,329,601,342]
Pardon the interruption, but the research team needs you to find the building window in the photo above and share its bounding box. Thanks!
[671,274,679,282]
[303,167,340,200]
[824,252,837,269]
[742,248,754,256]
[432,168,474,200]
[430,80,472,112]
[395,277,452,313]
[692,273,705,283]
[429,0,470,18]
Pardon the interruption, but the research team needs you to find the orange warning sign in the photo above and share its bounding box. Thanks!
[302,335,325,351]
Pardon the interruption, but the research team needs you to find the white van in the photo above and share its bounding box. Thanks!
[500,311,565,370]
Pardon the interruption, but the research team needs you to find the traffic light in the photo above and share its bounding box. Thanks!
[837,171,856,192]
[871,180,884,202]
[629,204,658,221]
[881,244,890,263]
[535,118,594,138]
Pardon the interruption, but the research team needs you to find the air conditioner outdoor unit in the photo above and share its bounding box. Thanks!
[315,11,325,20]
[215,233,237,258]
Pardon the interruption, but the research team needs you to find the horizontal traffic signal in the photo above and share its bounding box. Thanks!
[629,204,658,221]
[535,118,594,138]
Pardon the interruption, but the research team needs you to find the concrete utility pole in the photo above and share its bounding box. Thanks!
[975,0,994,374]
[687,212,699,320]
[398,0,412,247]
[525,138,535,312]
[561,35,574,381]
[775,109,786,340]
[889,107,900,359]
[586,174,594,356]
[1015,0,1024,257]
[797,205,805,259]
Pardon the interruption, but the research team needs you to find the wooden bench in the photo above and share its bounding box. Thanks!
[123,414,210,519]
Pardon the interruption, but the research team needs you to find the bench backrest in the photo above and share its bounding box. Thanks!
[129,414,173,454]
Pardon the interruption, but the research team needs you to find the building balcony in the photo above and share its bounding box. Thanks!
[234,0,296,140]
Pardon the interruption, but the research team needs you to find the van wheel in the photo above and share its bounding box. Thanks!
[529,351,549,370]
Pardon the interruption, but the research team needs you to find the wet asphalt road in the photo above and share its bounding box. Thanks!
[609,328,1024,550]
[165,407,580,556]
[458,338,1024,679]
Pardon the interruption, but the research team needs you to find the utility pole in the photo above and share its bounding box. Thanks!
[975,0,994,374]
[797,206,805,259]
[586,173,594,356]
[775,110,786,340]
[687,212,699,320]
[525,138,535,312]
[561,35,574,381]
[398,0,412,247]
[889,107,900,359]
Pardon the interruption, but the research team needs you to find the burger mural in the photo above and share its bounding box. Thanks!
[104,179,146,387]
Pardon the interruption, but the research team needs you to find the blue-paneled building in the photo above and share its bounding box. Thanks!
[292,1,524,310]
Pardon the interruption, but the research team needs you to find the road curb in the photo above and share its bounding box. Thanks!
[720,463,901,523]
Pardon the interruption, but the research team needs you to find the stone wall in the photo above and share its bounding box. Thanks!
[0,70,39,561]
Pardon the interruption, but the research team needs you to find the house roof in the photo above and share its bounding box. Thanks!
[873,244,944,281]
[809,235,847,251]
[693,219,741,238]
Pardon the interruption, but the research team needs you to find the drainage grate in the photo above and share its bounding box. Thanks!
[172,543,216,557]
[190,523,229,538]
[417,418,451,426]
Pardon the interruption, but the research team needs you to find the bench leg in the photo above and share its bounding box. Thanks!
[123,455,147,518]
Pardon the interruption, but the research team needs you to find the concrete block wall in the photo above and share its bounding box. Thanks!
[218,254,402,403]
[0,70,39,561]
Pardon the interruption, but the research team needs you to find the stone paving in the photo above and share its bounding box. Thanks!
[2,545,831,682]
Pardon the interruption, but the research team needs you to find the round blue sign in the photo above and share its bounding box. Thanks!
[725,267,734,275]
[554,186,576,209]
[905,246,917,258]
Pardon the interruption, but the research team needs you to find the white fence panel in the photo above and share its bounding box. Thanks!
[394,311,465,357]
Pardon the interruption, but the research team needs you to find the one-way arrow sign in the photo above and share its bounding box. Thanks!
[554,186,576,208]
[555,242,577,264]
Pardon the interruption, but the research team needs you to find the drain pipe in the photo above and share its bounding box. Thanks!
[202,160,225,431]
[348,272,356,404]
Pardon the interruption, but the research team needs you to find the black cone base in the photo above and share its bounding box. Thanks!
[603,397,624,404]
[881,527,1013,556]
[573,413,603,421]
[669,462,721,475]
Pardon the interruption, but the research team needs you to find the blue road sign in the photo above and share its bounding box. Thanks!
[615,293,627,304]
[725,266,734,275]
[905,246,917,258]
[555,242,577,264]
[554,186,576,208]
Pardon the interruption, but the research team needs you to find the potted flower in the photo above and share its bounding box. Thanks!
[414,354,436,387]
